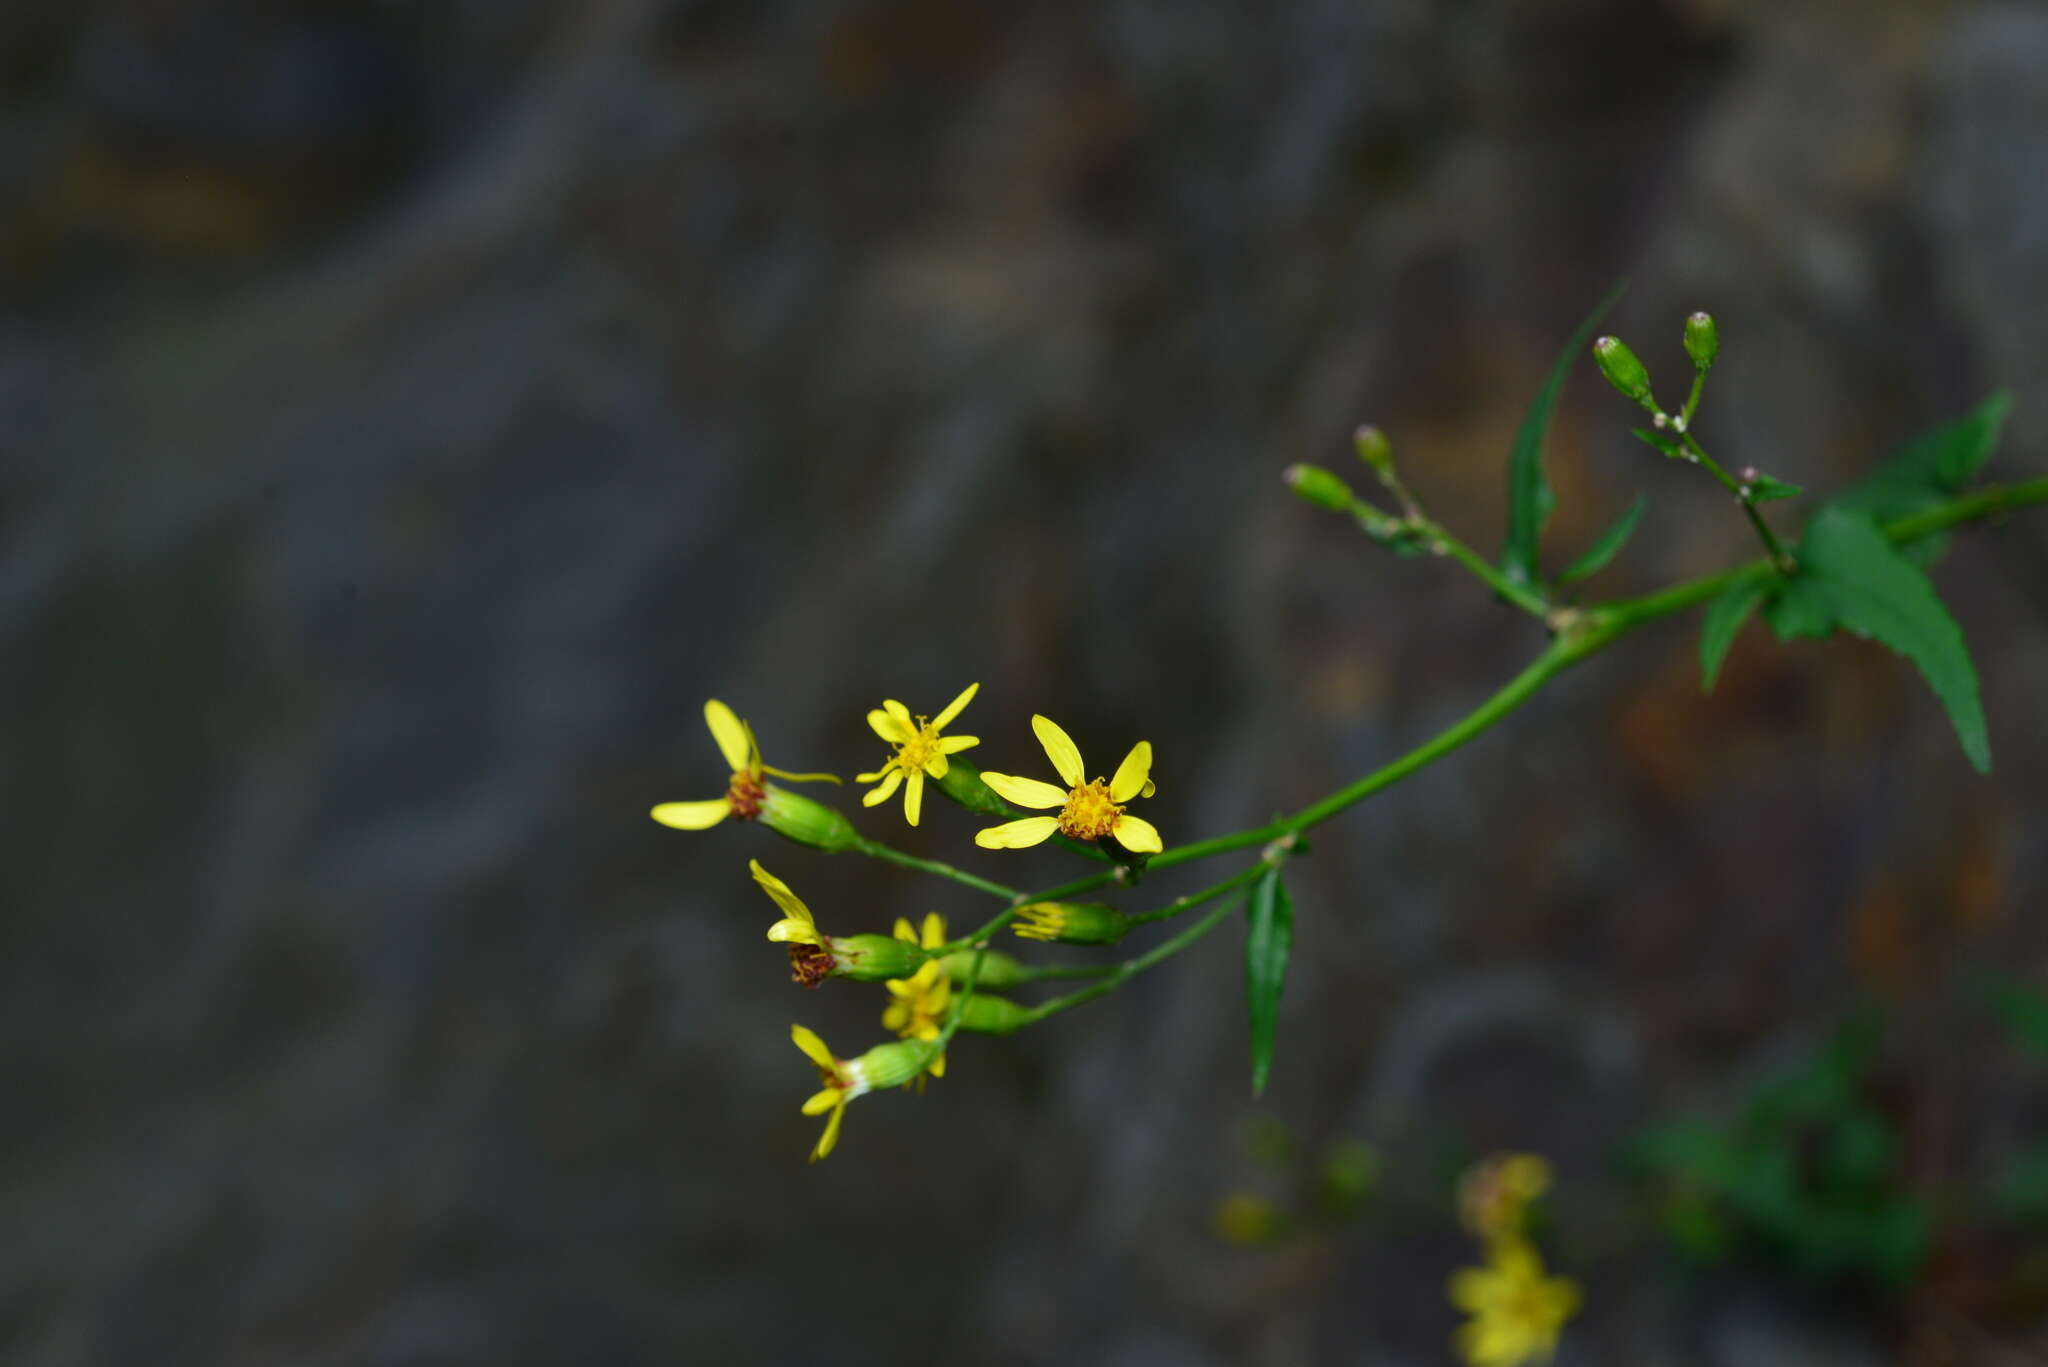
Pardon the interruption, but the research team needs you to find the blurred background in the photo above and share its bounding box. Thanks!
[4,0,2047,1362]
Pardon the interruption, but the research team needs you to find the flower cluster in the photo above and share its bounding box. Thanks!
[1447,1154,1580,1367]
[649,688,1163,1160]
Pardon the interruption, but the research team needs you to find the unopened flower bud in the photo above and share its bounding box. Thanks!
[934,757,1010,817]
[1683,311,1718,372]
[1592,336,1654,405]
[827,934,925,982]
[1012,900,1129,946]
[759,784,860,852]
[937,948,1024,989]
[955,993,1034,1035]
[1352,424,1394,475]
[1283,463,1355,513]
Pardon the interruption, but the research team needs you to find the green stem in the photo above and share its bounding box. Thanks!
[1127,862,1273,924]
[1680,430,1795,572]
[1003,960,1119,983]
[1018,892,1249,1024]
[1419,516,1553,620]
[851,838,1019,900]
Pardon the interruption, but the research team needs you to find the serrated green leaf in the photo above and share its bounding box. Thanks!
[1824,394,2010,566]
[1767,507,1991,772]
[1245,867,1294,1098]
[1749,475,1803,503]
[1630,426,1682,458]
[1503,281,1627,587]
[1556,494,1646,586]
[1699,576,1767,692]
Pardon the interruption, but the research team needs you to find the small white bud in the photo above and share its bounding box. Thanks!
[1653,412,1669,429]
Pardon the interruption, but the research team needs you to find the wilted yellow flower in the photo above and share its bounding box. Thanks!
[649,700,838,831]
[789,1025,938,1163]
[856,683,981,826]
[1448,1238,1580,1367]
[974,715,1162,854]
[754,859,836,987]
[1459,1153,1553,1243]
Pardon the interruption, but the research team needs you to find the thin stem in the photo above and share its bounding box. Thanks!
[851,838,1019,900]
[1418,515,1553,620]
[1019,892,1248,1024]
[1680,430,1795,572]
[1003,960,1119,983]
[1128,862,1273,925]
[1680,371,1706,428]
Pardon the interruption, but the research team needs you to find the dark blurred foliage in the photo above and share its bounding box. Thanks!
[4,0,2047,1363]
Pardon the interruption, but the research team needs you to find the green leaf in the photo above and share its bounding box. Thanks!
[1749,474,1803,503]
[1502,281,1627,587]
[1765,507,1991,772]
[1244,867,1294,1097]
[1556,495,1646,585]
[1825,393,2010,565]
[1699,576,1767,692]
[1630,426,1682,458]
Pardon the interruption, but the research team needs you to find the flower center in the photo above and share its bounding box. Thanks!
[787,940,833,988]
[726,769,766,819]
[1058,779,1122,841]
[893,719,938,773]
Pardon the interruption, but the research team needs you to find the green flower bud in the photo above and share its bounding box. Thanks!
[955,993,1034,1035]
[1352,424,1395,475]
[827,934,924,982]
[759,784,861,852]
[1592,336,1654,405]
[936,948,1024,989]
[1683,311,1718,372]
[846,1037,939,1092]
[1012,900,1129,946]
[933,757,1010,817]
[1283,463,1355,513]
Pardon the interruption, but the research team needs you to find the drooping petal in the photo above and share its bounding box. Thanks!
[862,769,903,807]
[810,1097,846,1161]
[919,913,945,948]
[978,771,1068,809]
[937,734,979,753]
[929,1051,946,1079]
[801,1087,842,1116]
[893,916,917,944]
[705,700,751,770]
[750,860,814,927]
[650,798,730,830]
[855,768,885,783]
[974,816,1061,849]
[868,708,912,745]
[790,1023,836,1071]
[1110,813,1163,854]
[766,918,822,945]
[1030,714,1086,787]
[922,751,949,780]
[760,764,842,785]
[1110,740,1153,802]
[903,770,925,826]
[933,681,979,730]
[1141,778,1156,798]
[882,1002,910,1031]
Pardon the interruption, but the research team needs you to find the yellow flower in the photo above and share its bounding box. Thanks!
[1448,1238,1580,1367]
[754,859,838,987]
[649,699,838,831]
[789,1025,938,1163]
[855,683,981,826]
[880,912,951,1078]
[1459,1153,1553,1243]
[973,715,1162,854]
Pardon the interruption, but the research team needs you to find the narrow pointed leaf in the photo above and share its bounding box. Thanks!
[1699,576,1767,692]
[1748,475,1803,503]
[1245,867,1294,1098]
[1630,426,1683,458]
[1503,281,1627,586]
[1556,495,1647,585]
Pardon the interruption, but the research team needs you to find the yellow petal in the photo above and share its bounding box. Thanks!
[1141,778,1156,798]
[893,917,917,943]
[975,816,1061,849]
[810,1096,846,1161]
[867,708,911,745]
[882,1003,909,1031]
[790,1024,836,1070]
[1111,813,1162,854]
[885,978,917,1000]
[862,769,903,807]
[760,764,841,785]
[650,798,730,830]
[705,700,751,771]
[903,770,925,826]
[883,699,914,728]
[979,771,1068,809]
[741,720,763,775]
[920,912,946,948]
[922,752,949,780]
[750,860,814,927]
[1110,740,1153,802]
[938,734,979,753]
[766,918,821,945]
[801,1087,841,1116]
[933,681,979,730]
[914,1022,940,1040]
[1447,1267,1497,1311]
[929,1050,946,1079]
[1031,714,1086,787]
